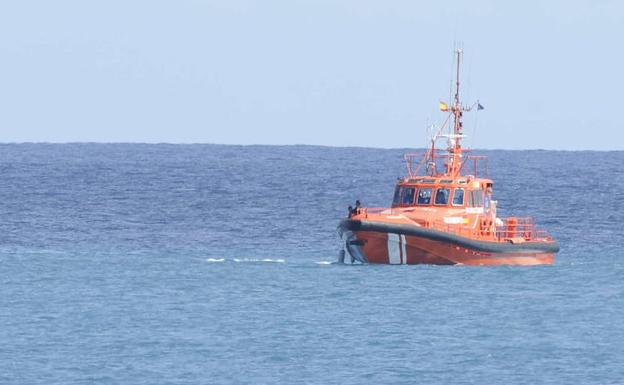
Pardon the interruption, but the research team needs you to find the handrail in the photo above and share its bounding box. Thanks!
[404,150,489,178]
[354,209,553,242]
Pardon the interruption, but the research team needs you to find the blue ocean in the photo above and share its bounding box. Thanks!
[1,143,622,384]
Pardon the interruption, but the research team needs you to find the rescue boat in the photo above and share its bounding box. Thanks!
[337,49,559,266]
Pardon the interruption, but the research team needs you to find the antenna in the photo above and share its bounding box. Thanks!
[423,46,477,178]
[447,48,464,176]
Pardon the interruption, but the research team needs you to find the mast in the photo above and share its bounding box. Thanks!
[448,49,464,176]
[421,49,475,178]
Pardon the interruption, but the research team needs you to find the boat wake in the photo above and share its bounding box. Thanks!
[206,257,285,264]
[233,258,285,263]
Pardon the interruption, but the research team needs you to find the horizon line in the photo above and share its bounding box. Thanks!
[0,141,622,152]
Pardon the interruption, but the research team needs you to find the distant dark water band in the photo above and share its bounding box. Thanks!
[338,219,560,254]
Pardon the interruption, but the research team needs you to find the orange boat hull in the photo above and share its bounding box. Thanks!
[342,229,555,266]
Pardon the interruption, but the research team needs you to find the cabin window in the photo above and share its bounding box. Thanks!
[393,186,416,206]
[401,187,416,205]
[417,187,433,205]
[393,186,401,205]
[469,189,484,207]
[434,188,450,205]
[475,190,484,206]
[452,188,465,206]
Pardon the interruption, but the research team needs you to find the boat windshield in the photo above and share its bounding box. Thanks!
[468,189,484,207]
[417,188,433,205]
[435,188,450,205]
[393,187,401,205]
[393,186,416,206]
[452,188,464,206]
[401,187,416,205]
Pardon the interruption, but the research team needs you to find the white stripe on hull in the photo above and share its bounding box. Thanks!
[400,234,407,264]
[387,233,401,264]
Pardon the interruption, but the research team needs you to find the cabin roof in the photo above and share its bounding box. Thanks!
[398,176,492,187]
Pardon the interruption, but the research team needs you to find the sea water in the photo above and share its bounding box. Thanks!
[0,144,622,384]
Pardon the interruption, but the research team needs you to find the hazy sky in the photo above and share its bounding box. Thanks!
[0,0,622,149]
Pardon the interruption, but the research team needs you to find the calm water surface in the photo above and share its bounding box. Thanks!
[0,144,622,384]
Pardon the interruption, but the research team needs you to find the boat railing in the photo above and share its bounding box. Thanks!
[494,217,552,242]
[355,209,552,242]
[460,155,488,179]
[404,150,488,178]
[404,150,438,177]
[356,207,395,217]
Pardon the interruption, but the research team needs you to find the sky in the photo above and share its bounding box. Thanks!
[0,0,622,150]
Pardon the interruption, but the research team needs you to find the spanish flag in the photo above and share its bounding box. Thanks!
[439,101,449,112]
